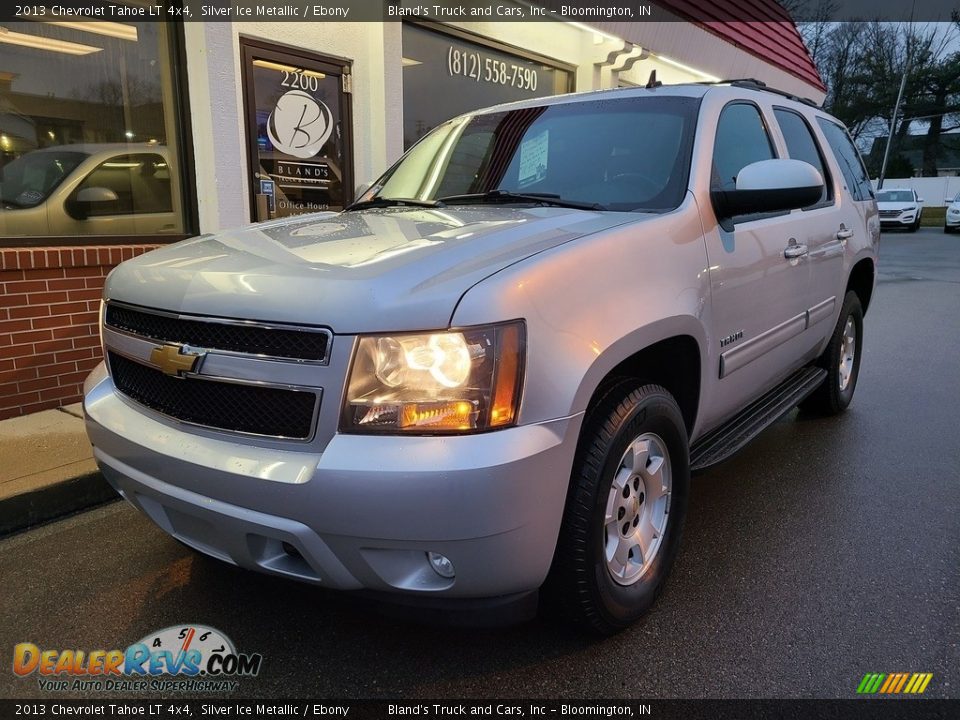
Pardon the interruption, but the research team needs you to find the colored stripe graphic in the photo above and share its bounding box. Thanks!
[857,673,933,694]
[893,673,909,693]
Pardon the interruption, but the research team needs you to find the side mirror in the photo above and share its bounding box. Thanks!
[712,159,824,221]
[76,186,119,203]
[917,197,924,203]
[66,186,119,220]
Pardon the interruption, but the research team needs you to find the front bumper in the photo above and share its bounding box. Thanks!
[946,213,960,228]
[879,213,918,227]
[84,364,581,601]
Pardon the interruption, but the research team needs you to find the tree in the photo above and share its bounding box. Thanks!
[795,16,960,177]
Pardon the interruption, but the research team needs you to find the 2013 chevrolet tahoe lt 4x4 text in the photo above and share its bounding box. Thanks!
[84,81,879,634]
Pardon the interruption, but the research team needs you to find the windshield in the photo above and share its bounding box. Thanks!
[876,190,915,203]
[0,150,87,208]
[363,96,700,212]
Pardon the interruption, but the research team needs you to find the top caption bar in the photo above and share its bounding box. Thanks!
[4,0,959,23]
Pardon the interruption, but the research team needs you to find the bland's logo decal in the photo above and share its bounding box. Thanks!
[267,89,333,159]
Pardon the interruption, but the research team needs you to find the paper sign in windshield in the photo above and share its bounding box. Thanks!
[518,129,549,188]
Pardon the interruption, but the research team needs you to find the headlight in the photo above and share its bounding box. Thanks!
[341,321,525,434]
[902,206,916,213]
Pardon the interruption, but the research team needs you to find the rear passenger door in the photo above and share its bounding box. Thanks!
[772,107,845,337]
[811,118,875,336]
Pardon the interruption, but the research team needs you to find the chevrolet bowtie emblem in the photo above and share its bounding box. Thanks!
[149,344,205,377]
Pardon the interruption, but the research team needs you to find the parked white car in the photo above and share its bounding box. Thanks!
[875,187,923,232]
[945,192,960,234]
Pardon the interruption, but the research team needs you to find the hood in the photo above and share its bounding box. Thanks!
[105,206,641,333]
[876,200,919,211]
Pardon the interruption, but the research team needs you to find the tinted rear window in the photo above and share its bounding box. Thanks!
[816,118,873,202]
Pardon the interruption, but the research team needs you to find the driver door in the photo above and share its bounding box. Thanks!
[700,101,813,428]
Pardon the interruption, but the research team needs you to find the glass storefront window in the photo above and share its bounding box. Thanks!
[0,11,189,241]
[401,24,573,150]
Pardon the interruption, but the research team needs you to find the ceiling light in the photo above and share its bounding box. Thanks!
[0,27,102,55]
[653,53,721,82]
[43,21,138,42]
[252,59,325,79]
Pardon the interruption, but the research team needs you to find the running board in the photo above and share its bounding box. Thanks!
[690,367,827,472]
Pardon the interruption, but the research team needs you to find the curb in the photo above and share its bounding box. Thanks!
[0,471,119,537]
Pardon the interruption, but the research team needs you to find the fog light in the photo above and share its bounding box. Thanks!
[427,551,455,579]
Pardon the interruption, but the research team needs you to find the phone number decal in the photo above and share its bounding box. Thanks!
[447,46,539,91]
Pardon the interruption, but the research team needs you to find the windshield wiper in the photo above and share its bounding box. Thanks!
[345,197,445,211]
[438,190,606,211]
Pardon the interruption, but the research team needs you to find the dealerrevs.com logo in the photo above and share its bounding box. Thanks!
[13,624,263,693]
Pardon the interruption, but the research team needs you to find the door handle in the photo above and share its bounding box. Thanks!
[784,241,808,259]
[836,227,854,240]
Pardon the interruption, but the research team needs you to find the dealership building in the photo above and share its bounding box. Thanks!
[0,1,825,419]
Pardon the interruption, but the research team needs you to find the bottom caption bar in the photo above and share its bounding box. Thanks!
[2,700,956,719]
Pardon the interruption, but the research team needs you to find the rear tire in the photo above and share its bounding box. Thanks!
[800,291,863,415]
[545,382,689,635]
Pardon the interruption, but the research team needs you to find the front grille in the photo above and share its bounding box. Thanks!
[108,352,317,439]
[878,209,902,218]
[105,303,329,362]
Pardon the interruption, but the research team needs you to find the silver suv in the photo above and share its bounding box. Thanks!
[84,81,878,634]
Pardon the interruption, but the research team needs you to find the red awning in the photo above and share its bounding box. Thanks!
[657,1,826,93]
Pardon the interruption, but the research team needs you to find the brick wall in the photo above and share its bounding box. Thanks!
[0,245,158,420]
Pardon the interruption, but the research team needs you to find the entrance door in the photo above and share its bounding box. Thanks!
[240,39,353,221]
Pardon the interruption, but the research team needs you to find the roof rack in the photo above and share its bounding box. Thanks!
[698,78,820,108]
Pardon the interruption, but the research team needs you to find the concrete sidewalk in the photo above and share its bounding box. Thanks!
[0,403,117,535]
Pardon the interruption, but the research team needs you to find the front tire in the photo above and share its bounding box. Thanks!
[546,383,689,635]
[801,291,863,415]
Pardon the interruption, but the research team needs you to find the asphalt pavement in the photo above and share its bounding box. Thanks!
[2,228,958,700]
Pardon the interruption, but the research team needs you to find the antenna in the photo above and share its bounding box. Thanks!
[645,69,661,89]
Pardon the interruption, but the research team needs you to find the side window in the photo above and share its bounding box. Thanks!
[773,108,832,207]
[712,103,775,191]
[816,119,874,202]
[74,153,172,217]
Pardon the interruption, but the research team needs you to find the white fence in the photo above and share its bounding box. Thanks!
[871,177,960,207]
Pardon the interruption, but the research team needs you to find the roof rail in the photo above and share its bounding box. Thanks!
[698,78,820,108]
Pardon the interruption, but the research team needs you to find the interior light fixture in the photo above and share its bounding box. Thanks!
[252,59,325,79]
[43,21,139,42]
[0,26,102,55]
